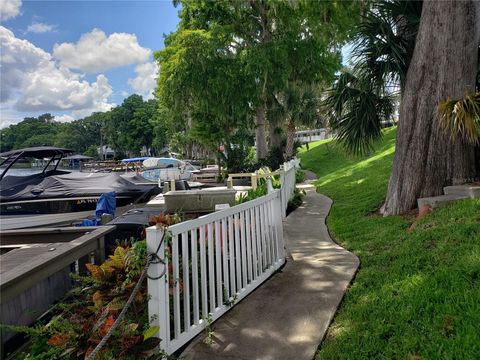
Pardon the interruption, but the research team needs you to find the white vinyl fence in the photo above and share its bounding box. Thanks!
[147,158,299,355]
[280,158,300,217]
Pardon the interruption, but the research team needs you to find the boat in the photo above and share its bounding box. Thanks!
[0,147,159,230]
[135,157,198,182]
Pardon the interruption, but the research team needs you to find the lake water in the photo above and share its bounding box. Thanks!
[1,168,79,176]
[3,168,41,176]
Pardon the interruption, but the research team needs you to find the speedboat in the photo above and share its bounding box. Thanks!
[136,157,197,182]
[0,147,159,230]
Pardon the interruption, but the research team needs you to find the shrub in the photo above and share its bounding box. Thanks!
[295,169,305,184]
[287,188,305,214]
[7,240,162,360]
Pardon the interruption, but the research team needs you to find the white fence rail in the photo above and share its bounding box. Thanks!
[147,158,299,355]
[280,158,299,217]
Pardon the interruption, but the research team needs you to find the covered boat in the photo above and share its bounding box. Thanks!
[0,147,159,228]
[138,157,197,182]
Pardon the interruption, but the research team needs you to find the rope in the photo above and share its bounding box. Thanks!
[86,231,167,360]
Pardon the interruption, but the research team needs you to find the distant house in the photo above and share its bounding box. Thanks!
[97,145,115,160]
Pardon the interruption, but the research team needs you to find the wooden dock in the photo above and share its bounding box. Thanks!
[0,226,115,357]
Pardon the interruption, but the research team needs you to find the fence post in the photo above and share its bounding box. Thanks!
[266,177,274,193]
[275,192,285,263]
[147,227,169,354]
[251,173,258,190]
[279,165,287,218]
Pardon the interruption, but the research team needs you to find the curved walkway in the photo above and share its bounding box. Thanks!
[181,189,359,360]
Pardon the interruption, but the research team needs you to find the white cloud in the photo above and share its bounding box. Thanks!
[26,22,57,34]
[54,114,75,123]
[128,62,158,99]
[0,26,114,117]
[0,26,51,102]
[0,105,23,128]
[53,28,151,73]
[0,0,22,21]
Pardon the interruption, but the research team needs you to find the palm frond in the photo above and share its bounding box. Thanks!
[323,70,395,156]
[438,92,480,144]
[351,0,421,91]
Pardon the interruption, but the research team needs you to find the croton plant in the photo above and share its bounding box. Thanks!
[12,213,180,360]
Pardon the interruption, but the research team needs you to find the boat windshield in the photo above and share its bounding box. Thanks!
[0,159,44,177]
[1,153,65,180]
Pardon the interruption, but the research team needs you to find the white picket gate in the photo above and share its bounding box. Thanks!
[146,158,299,355]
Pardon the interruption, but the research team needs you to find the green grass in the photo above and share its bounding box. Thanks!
[299,128,480,359]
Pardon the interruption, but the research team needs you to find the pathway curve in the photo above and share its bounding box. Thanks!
[180,188,359,360]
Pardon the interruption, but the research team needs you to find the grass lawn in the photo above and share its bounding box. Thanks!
[299,128,480,359]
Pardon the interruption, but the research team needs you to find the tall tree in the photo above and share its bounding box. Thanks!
[383,0,479,214]
[159,0,359,162]
[323,0,480,215]
[105,95,155,156]
[0,113,59,151]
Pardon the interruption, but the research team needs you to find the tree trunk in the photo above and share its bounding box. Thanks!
[255,105,268,161]
[383,0,479,215]
[285,117,296,159]
[252,0,270,162]
[268,121,281,150]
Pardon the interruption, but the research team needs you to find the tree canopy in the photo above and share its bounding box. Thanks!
[156,0,361,166]
[0,95,169,157]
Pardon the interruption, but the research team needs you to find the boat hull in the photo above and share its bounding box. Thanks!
[0,195,140,216]
[140,168,193,182]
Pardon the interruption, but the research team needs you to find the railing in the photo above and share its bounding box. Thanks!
[294,128,332,143]
[0,226,115,304]
[146,158,300,355]
[227,170,279,190]
[280,158,300,217]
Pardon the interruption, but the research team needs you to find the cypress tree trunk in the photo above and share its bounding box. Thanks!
[383,0,479,215]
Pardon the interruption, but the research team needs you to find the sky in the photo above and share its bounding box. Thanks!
[0,0,180,128]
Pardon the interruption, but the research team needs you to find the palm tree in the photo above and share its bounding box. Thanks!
[438,92,480,145]
[323,0,422,155]
[322,0,480,215]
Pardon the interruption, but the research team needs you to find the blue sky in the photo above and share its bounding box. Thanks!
[0,0,180,128]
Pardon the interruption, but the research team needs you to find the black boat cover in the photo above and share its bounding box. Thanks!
[0,172,156,202]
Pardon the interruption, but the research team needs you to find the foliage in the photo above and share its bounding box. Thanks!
[322,0,422,155]
[235,168,280,204]
[438,92,480,145]
[220,131,256,173]
[236,182,269,204]
[0,114,59,152]
[256,138,303,170]
[105,95,157,156]
[286,188,305,214]
[84,145,100,159]
[295,169,305,184]
[300,128,480,359]
[11,240,162,360]
[156,0,361,160]
[0,94,165,157]
[257,146,285,171]
[323,70,395,155]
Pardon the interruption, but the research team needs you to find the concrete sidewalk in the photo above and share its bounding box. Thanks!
[180,189,359,360]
